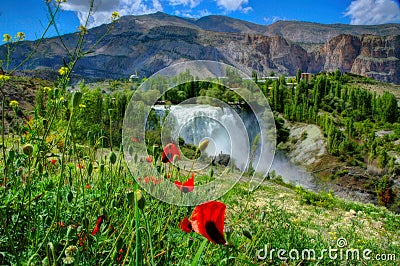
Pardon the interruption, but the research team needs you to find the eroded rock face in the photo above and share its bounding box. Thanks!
[309,34,400,83]
[321,34,362,72]
[1,12,399,83]
[351,35,400,84]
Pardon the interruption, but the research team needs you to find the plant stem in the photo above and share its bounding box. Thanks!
[1,88,7,178]
[142,210,155,265]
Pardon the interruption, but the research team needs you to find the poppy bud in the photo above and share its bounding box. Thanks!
[109,151,117,164]
[198,139,210,152]
[83,217,89,229]
[128,146,133,156]
[135,189,146,210]
[38,162,43,173]
[100,164,105,173]
[209,167,214,178]
[67,190,73,203]
[87,162,93,176]
[173,154,179,164]
[242,228,252,240]
[260,211,266,222]
[22,144,34,156]
[224,226,233,244]
[126,190,135,207]
[71,91,82,109]
[8,150,15,161]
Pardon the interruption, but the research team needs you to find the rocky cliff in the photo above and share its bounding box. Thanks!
[309,34,400,83]
[1,12,399,83]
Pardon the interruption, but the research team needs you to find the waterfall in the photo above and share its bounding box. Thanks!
[153,104,253,170]
[152,104,315,189]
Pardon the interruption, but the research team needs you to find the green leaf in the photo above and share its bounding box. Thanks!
[191,239,208,266]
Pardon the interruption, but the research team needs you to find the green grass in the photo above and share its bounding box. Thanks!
[1,144,399,265]
[1,70,399,265]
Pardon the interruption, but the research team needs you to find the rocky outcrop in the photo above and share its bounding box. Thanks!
[320,34,361,72]
[1,13,400,83]
[351,35,400,84]
[264,21,400,44]
[309,34,400,83]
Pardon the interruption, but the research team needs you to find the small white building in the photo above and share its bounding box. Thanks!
[129,72,139,82]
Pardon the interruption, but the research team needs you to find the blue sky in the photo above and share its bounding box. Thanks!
[1,0,400,43]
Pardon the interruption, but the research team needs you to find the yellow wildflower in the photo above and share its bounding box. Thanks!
[15,32,25,41]
[56,0,67,3]
[3,33,12,43]
[43,86,52,92]
[58,66,69,76]
[111,11,120,21]
[0,75,11,82]
[79,25,88,35]
[79,104,86,108]
[59,96,65,101]
[9,100,19,108]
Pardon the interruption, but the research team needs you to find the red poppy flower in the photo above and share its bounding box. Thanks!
[131,137,139,143]
[175,173,194,193]
[161,143,180,163]
[76,163,85,169]
[57,221,65,228]
[179,217,193,233]
[146,156,153,163]
[50,159,57,165]
[142,176,162,185]
[91,215,105,236]
[179,201,226,245]
[77,231,87,247]
[86,183,91,189]
[116,248,124,262]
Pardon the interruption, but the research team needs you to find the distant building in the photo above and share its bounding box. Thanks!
[301,73,312,82]
[262,76,279,80]
[129,71,139,82]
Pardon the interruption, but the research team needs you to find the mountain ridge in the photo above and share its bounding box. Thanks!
[1,12,400,83]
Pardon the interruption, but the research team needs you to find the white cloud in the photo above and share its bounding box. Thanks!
[215,0,251,12]
[61,0,163,28]
[168,0,201,9]
[173,8,211,18]
[263,16,287,24]
[345,0,400,25]
[241,6,252,14]
[198,9,212,17]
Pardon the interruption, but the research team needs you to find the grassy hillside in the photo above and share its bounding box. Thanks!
[1,70,399,264]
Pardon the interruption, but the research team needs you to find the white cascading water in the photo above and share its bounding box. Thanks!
[156,104,251,170]
[152,104,315,189]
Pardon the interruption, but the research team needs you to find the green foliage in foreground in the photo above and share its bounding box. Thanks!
[1,60,399,264]
[0,144,399,265]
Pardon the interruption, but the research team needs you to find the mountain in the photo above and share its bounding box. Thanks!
[264,21,400,44]
[1,12,400,83]
[194,15,267,34]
